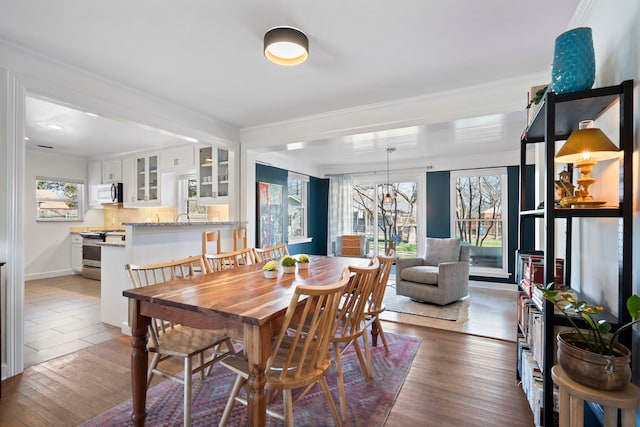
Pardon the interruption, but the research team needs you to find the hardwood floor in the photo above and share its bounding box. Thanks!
[0,275,534,426]
[23,275,121,367]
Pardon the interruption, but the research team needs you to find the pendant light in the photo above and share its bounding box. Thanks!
[264,26,309,66]
[383,148,395,204]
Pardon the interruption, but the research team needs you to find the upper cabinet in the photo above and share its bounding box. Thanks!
[160,144,196,171]
[123,152,160,207]
[102,158,123,183]
[197,145,231,204]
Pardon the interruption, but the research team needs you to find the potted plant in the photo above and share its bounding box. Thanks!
[297,254,310,269]
[262,260,279,278]
[280,256,297,273]
[541,287,640,390]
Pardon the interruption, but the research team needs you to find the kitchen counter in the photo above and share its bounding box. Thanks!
[101,221,247,334]
[98,241,125,247]
[122,221,243,227]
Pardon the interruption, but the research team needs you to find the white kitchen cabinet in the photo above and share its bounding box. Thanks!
[160,144,195,171]
[102,158,123,183]
[197,146,231,204]
[71,234,83,273]
[122,152,159,206]
[123,152,177,208]
[87,160,103,209]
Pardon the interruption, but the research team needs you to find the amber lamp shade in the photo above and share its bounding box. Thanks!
[554,120,619,202]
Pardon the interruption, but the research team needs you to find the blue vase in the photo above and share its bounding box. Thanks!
[551,27,595,94]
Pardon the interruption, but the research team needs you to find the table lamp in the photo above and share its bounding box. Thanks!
[554,120,619,203]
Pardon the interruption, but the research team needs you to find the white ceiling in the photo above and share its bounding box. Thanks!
[1,1,583,168]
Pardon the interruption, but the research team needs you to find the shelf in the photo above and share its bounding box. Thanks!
[524,85,622,141]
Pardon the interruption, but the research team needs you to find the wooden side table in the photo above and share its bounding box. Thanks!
[552,365,640,427]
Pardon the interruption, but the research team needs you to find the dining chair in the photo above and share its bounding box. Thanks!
[233,228,248,251]
[204,247,259,273]
[331,258,379,421]
[218,268,350,427]
[202,230,222,255]
[365,255,395,353]
[255,243,289,262]
[125,255,235,427]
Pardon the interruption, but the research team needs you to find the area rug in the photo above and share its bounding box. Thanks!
[383,285,470,322]
[80,332,420,426]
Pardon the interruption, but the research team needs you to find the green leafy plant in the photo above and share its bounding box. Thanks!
[526,86,549,109]
[297,254,309,263]
[263,260,278,271]
[541,287,640,355]
[280,256,297,267]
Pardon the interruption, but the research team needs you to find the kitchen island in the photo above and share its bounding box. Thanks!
[101,221,246,333]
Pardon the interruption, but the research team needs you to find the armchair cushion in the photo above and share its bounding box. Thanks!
[399,265,439,284]
[424,237,461,266]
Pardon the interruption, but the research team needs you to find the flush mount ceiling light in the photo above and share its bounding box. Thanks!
[264,26,308,66]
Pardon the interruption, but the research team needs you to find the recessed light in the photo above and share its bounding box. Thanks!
[85,112,99,117]
[44,124,64,130]
[24,136,30,141]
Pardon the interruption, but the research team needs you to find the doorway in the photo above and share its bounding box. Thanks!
[352,179,418,258]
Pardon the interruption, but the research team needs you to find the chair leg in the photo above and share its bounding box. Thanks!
[333,342,348,422]
[199,352,205,380]
[283,389,294,427]
[218,375,245,427]
[375,318,390,353]
[147,352,161,387]
[319,376,343,427]
[351,338,370,380]
[184,356,192,427]
[362,331,373,380]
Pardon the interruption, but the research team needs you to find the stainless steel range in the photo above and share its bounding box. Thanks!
[79,230,124,280]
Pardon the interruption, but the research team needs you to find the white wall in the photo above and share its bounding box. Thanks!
[24,151,103,279]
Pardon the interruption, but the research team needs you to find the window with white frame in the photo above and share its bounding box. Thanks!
[288,172,309,242]
[36,176,84,221]
[450,168,508,278]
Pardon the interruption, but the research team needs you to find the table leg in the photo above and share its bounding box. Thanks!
[371,319,379,346]
[130,300,150,427]
[558,386,569,427]
[244,324,270,426]
[569,395,584,427]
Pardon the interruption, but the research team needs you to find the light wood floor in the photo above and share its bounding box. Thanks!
[1,275,534,426]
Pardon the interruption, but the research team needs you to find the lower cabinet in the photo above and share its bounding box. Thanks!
[71,234,83,273]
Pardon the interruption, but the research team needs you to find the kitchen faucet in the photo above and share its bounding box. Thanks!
[175,212,190,223]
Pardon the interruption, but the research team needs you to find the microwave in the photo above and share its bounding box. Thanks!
[95,182,124,204]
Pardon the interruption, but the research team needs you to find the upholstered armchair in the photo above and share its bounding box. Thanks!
[395,237,470,305]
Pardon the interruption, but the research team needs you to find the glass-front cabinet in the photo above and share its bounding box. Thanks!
[124,152,160,207]
[197,145,230,204]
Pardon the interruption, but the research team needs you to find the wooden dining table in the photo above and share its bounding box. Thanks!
[123,254,371,426]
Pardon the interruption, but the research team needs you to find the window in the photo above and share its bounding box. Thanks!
[451,168,508,278]
[288,173,310,243]
[36,177,84,221]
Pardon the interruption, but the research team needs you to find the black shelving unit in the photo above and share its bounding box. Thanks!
[517,80,634,426]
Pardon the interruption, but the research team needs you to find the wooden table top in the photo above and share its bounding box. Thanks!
[123,255,370,326]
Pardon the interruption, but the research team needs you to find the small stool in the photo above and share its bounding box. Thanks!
[552,365,640,427]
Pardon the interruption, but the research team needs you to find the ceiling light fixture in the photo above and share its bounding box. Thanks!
[383,148,395,205]
[44,124,64,130]
[264,26,309,66]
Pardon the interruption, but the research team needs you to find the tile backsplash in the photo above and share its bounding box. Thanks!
[102,204,229,227]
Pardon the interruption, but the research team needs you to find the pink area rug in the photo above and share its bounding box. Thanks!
[81,332,420,426]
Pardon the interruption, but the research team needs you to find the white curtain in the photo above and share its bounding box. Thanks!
[327,174,353,255]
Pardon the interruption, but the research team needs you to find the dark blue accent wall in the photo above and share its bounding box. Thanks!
[255,164,328,255]
[426,171,451,238]
[426,167,522,284]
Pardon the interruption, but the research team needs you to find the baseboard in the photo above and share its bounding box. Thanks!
[24,269,77,281]
[469,280,517,292]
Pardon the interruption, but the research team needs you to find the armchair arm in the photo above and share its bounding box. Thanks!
[438,261,470,293]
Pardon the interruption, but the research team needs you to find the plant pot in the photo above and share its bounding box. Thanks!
[263,270,278,279]
[281,266,295,274]
[297,262,309,270]
[557,332,631,391]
